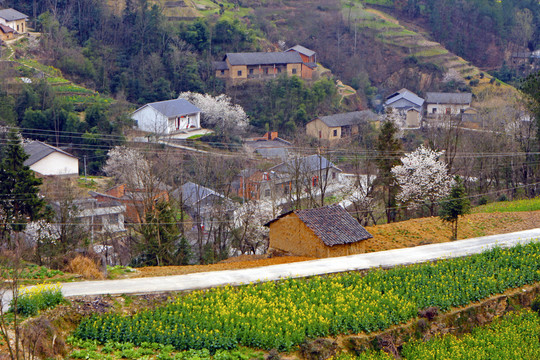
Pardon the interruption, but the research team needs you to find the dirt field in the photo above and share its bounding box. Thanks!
[124,211,540,278]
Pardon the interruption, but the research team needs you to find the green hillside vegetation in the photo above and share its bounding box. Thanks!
[74,242,540,352]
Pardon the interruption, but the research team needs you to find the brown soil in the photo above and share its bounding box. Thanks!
[125,211,540,278]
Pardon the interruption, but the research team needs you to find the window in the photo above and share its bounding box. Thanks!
[237,70,242,76]
[249,68,254,75]
[446,108,451,114]
[333,129,338,137]
[319,130,322,139]
[220,70,225,75]
[332,172,336,180]
[292,68,297,74]
[312,176,319,187]
[432,108,437,114]
[265,189,271,198]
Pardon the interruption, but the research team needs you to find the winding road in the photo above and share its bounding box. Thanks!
[2,228,540,310]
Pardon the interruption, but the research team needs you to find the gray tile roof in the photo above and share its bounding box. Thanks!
[143,98,201,118]
[286,45,316,57]
[267,204,373,246]
[213,61,228,70]
[176,182,224,207]
[385,89,424,107]
[225,51,303,66]
[426,92,472,105]
[0,8,28,21]
[271,154,342,174]
[316,110,378,127]
[255,147,290,160]
[23,141,77,166]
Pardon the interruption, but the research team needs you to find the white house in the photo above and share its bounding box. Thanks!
[132,98,201,135]
[0,8,28,34]
[23,141,79,176]
[425,92,472,116]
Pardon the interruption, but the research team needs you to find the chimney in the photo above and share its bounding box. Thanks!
[270,131,278,140]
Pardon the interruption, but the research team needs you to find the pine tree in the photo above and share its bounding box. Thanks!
[439,176,470,240]
[0,131,46,247]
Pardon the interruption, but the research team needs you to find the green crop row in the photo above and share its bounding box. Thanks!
[74,242,540,351]
[473,196,540,213]
[336,310,540,359]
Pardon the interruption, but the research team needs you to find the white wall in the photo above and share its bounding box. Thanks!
[30,152,79,176]
[427,103,468,115]
[132,106,169,134]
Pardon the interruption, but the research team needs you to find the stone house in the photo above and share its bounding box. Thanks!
[305,110,377,142]
[265,204,373,258]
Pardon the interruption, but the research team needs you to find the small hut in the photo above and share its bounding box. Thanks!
[265,204,373,258]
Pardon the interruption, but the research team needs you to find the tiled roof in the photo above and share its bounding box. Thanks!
[267,204,373,246]
[135,98,201,118]
[316,110,377,127]
[225,51,303,66]
[0,24,15,33]
[271,154,342,174]
[177,182,223,207]
[23,141,77,166]
[286,45,316,57]
[385,89,424,107]
[213,61,228,70]
[426,92,472,105]
[0,8,28,21]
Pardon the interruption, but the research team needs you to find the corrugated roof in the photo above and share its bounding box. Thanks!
[0,24,15,33]
[426,92,472,105]
[0,8,28,21]
[136,98,201,118]
[385,89,424,107]
[23,141,77,166]
[286,45,316,57]
[225,51,303,66]
[267,204,373,246]
[316,110,378,127]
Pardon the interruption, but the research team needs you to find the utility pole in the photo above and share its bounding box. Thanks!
[83,155,87,182]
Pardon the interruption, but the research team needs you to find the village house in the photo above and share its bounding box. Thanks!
[0,8,28,35]
[384,88,424,128]
[23,141,79,177]
[0,23,15,41]
[131,98,201,135]
[425,92,472,116]
[173,182,235,232]
[234,168,280,201]
[305,110,377,142]
[270,154,343,195]
[243,131,292,160]
[91,184,169,224]
[265,204,373,258]
[213,45,317,81]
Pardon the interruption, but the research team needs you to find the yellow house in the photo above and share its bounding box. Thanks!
[0,8,28,34]
[306,111,377,142]
[265,204,373,258]
[214,49,314,80]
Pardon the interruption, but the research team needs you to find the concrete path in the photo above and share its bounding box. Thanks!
[2,228,540,310]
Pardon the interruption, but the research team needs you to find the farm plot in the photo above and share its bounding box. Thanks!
[74,242,540,351]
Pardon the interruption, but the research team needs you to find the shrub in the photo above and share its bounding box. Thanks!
[478,196,488,205]
[11,283,64,316]
[532,296,540,316]
[67,255,104,280]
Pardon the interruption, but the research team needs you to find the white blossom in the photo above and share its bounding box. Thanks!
[103,146,151,188]
[391,145,454,212]
[178,92,248,133]
[232,200,281,254]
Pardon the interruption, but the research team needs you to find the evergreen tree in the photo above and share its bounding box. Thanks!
[439,176,470,240]
[376,117,402,223]
[0,131,46,247]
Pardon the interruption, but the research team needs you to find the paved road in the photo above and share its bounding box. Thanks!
[2,228,540,310]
